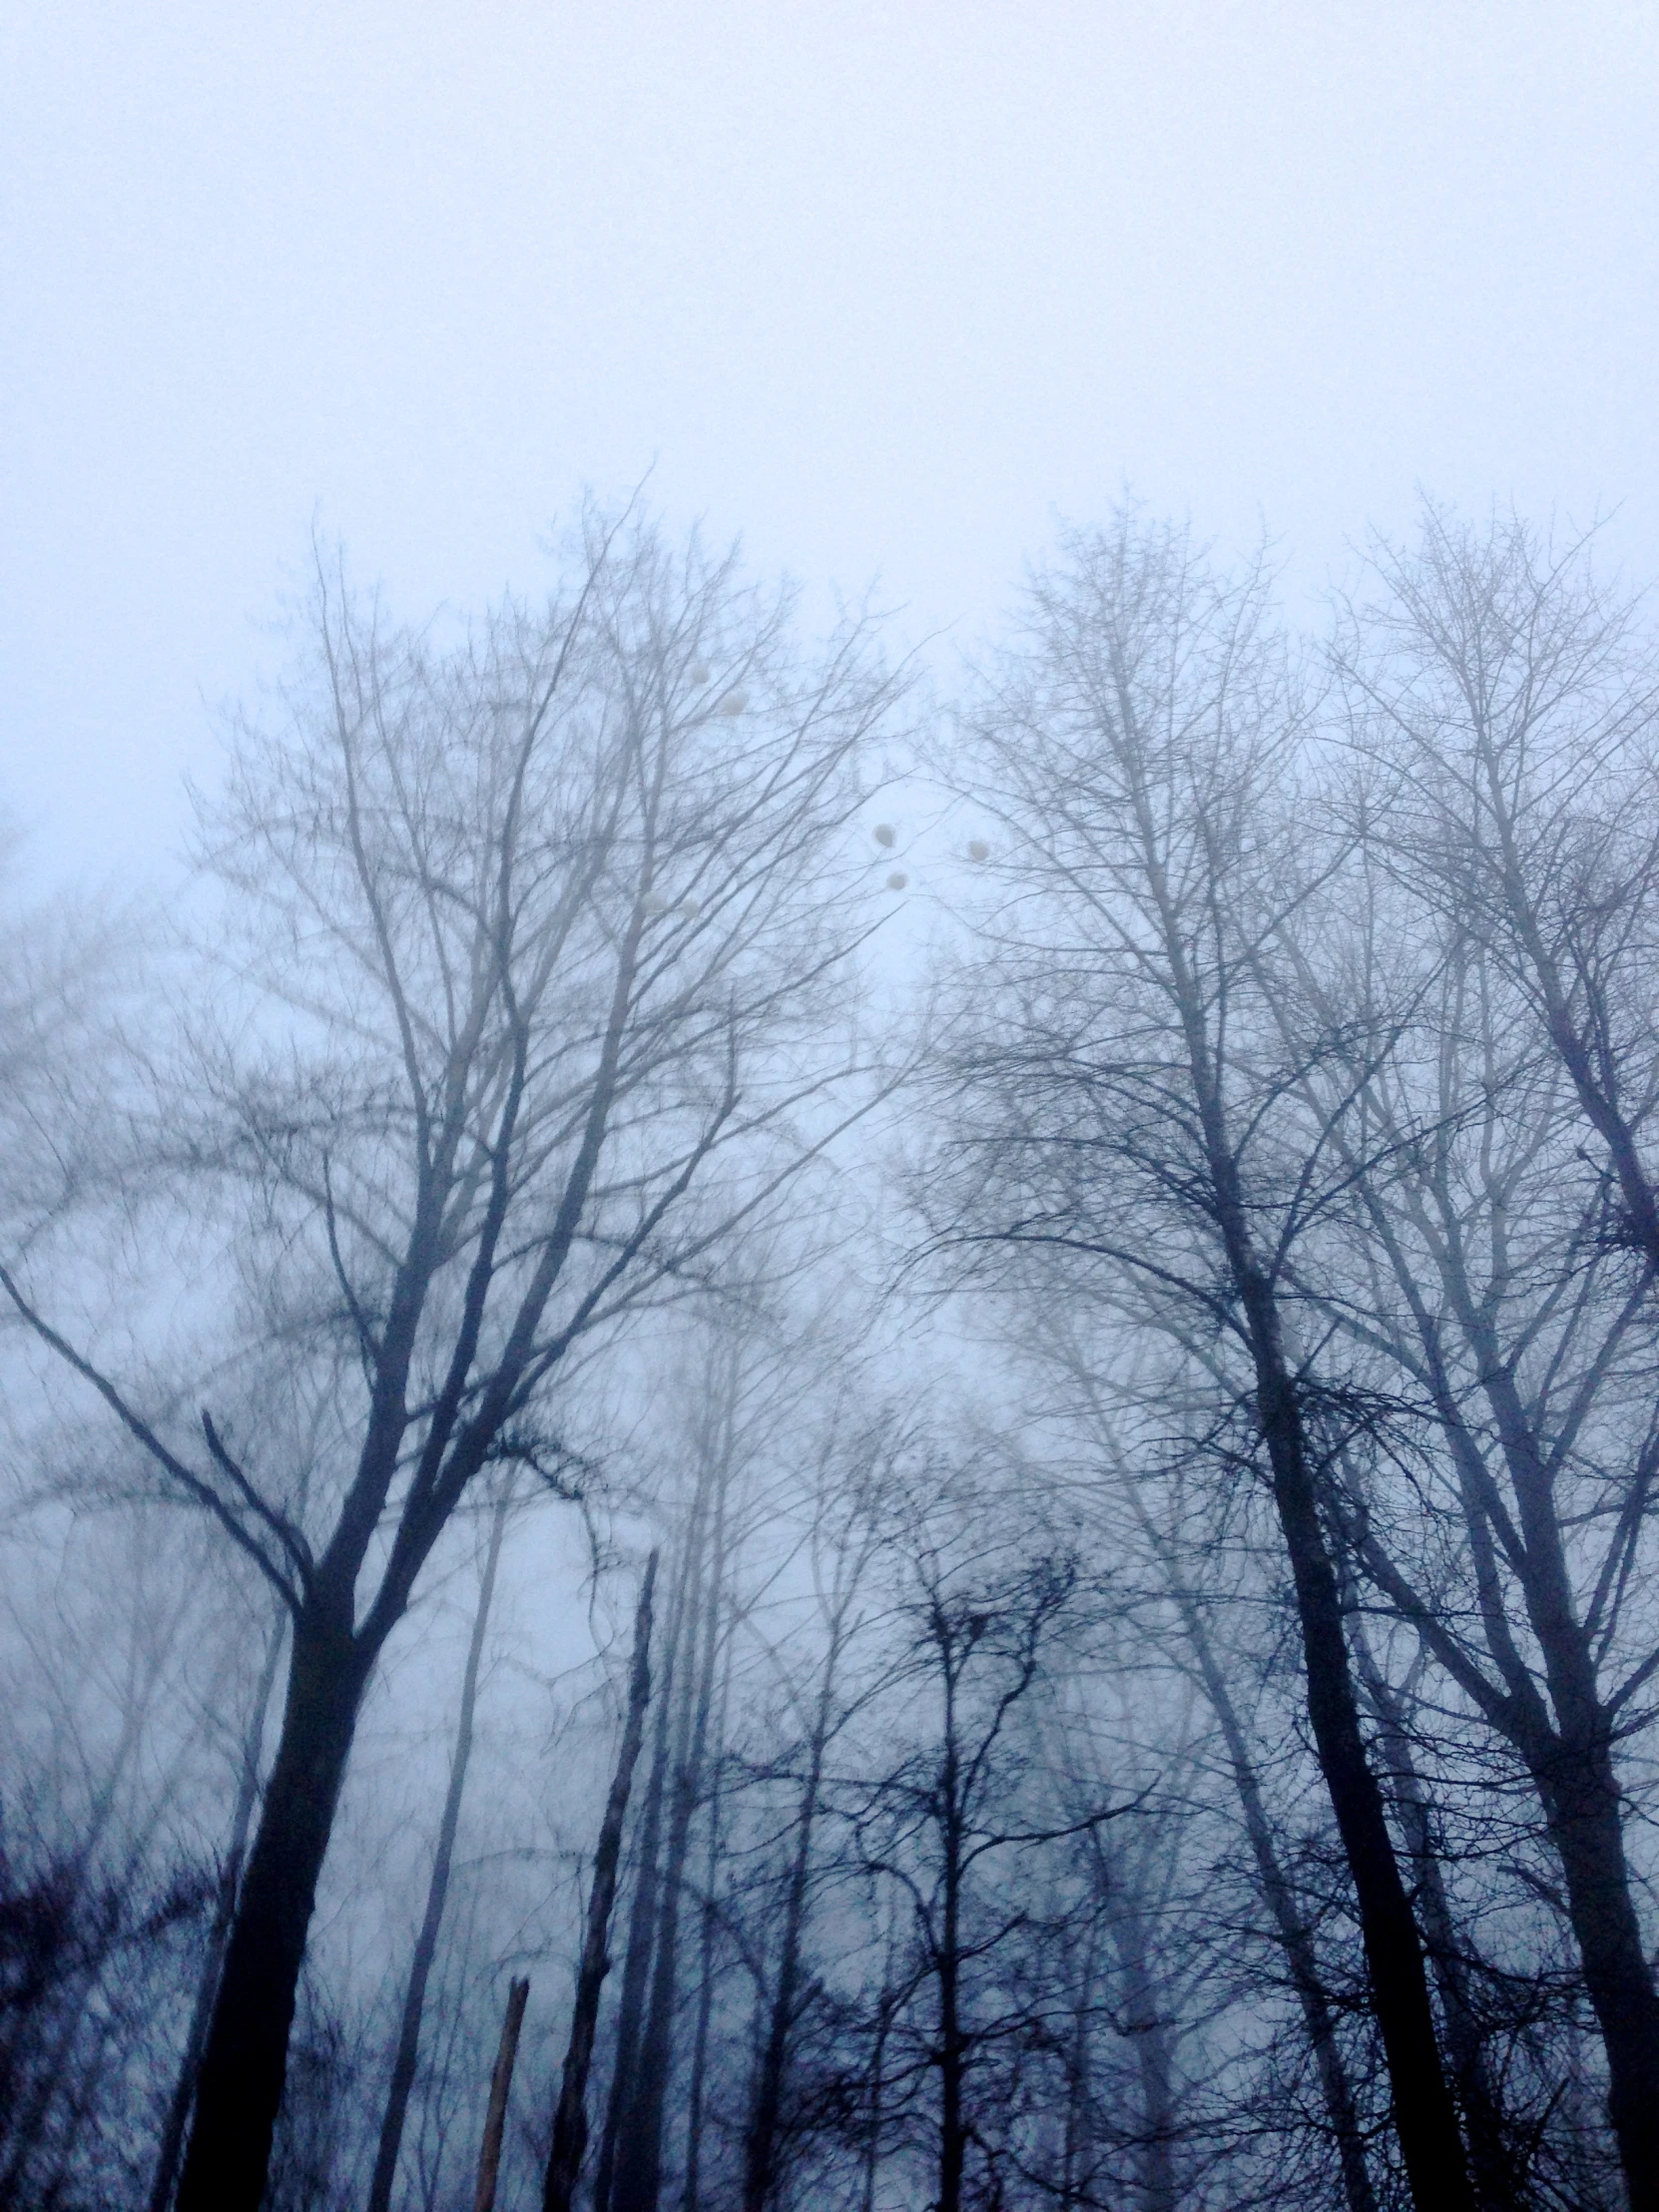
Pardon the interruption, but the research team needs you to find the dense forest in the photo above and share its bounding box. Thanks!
[5,498,1659,2212]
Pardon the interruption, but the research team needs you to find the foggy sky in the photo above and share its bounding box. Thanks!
[4,2,1656,890]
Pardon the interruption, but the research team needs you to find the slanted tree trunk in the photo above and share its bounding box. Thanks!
[591,1705,671,2212]
[368,1490,512,2212]
[1347,1194,1659,2211]
[543,1552,659,2212]
[1240,1280,1471,2211]
[147,1609,286,2212]
[174,1601,371,2212]
[1149,1531,1378,2212]
[1185,990,1474,2209]
[1471,1358,1659,2209]
[1354,1635,1515,2212]
[1200,1643,1378,2212]
[1529,1730,1659,2208]
[473,1975,530,2212]
[1146,996,1477,2210]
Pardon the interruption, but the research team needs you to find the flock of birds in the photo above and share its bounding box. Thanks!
[671,673,992,900]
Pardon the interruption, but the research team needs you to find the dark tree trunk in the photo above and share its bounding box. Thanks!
[173,1606,370,2212]
[473,1976,530,2212]
[742,1629,838,2212]
[1246,1321,1473,2212]
[1110,1884,1175,2212]
[613,1474,727,2212]
[543,1553,658,2212]
[592,1572,686,2212]
[1184,1598,1379,2212]
[1538,1746,1659,2212]
[681,1626,732,2212]
[147,1612,286,2212]
[1346,1078,1659,2211]
[1471,1358,1659,2211]
[1355,1636,1517,2212]
[368,1492,511,2212]
[937,1818,966,2212]
[680,1891,718,2212]
[1164,810,1471,2204]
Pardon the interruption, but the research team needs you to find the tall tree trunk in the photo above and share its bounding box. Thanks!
[936,1819,966,2212]
[1059,1924,1100,2211]
[544,1552,659,2212]
[147,1609,286,2212]
[742,1617,841,2212]
[173,1604,371,2212]
[1206,1128,1474,2212]
[1338,1057,1659,2212]
[679,1882,718,2212]
[368,1491,511,2212]
[1165,1567,1379,2212]
[1354,1632,1517,2212]
[860,1908,902,2212]
[1471,1355,1659,2209]
[592,1554,691,2212]
[679,1628,732,2212]
[613,1463,728,2212]
[1110,1885,1174,2212]
[1144,816,1474,2207]
[473,1975,530,2212]
[860,1990,894,2212]
[1249,1337,1472,2208]
[1536,1746,1659,2210]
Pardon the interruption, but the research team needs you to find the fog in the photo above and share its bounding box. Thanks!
[7,6,1658,883]
[6,14,1659,2212]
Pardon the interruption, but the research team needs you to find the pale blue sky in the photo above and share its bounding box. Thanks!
[5,2,1657,886]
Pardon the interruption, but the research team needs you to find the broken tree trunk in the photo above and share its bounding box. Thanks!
[473,1975,530,2212]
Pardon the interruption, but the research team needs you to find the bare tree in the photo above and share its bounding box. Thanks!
[1038,1345,1382,2212]
[1297,502,1659,2206]
[931,510,1476,2208]
[0,505,901,2212]
[844,1508,1120,2212]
